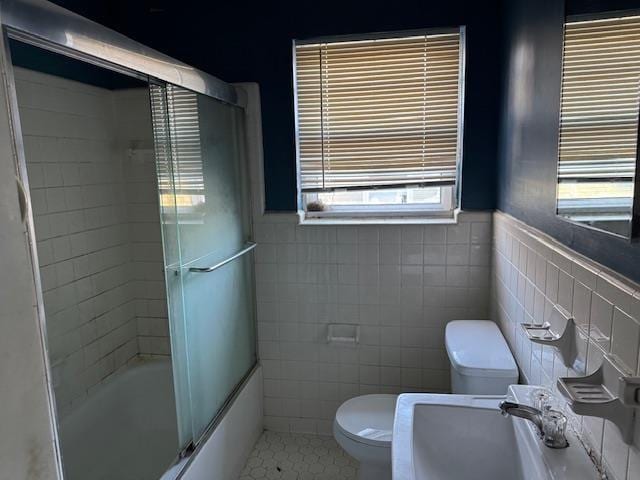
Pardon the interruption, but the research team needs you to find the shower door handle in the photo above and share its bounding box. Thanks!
[188,242,257,273]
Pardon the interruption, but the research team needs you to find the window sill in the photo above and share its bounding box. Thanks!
[297,209,459,225]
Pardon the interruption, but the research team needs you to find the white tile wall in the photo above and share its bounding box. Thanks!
[492,211,640,480]
[254,211,492,435]
[115,89,170,356]
[16,68,169,417]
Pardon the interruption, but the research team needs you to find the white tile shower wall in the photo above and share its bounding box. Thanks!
[492,211,640,480]
[17,68,137,417]
[16,68,169,416]
[254,212,492,435]
[114,89,170,356]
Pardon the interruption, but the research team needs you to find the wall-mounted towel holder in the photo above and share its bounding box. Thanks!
[557,354,640,444]
[327,324,359,346]
[521,306,575,368]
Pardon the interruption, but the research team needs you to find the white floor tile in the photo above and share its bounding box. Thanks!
[239,431,358,480]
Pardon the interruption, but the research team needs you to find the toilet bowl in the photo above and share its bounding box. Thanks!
[333,394,397,480]
[334,321,517,480]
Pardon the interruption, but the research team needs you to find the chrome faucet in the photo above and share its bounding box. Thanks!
[499,401,569,449]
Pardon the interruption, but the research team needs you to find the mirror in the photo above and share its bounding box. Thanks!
[556,14,640,239]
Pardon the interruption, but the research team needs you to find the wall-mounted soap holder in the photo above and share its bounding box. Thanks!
[557,354,639,444]
[521,306,575,368]
[327,324,360,346]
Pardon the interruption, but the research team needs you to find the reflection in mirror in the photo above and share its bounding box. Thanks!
[556,15,640,238]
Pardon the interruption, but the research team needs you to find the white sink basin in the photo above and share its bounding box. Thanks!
[392,385,598,480]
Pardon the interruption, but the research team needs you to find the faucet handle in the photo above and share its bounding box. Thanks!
[541,409,569,449]
[530,388,552,411]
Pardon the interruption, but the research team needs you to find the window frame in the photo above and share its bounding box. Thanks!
[292,27,467,222]
[302,185,455,219]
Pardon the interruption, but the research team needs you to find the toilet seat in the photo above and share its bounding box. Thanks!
[334,394,397,447]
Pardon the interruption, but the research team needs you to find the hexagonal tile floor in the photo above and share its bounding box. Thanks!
[238,431,359,480]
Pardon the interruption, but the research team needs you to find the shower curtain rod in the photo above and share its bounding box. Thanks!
[0,0,242,108]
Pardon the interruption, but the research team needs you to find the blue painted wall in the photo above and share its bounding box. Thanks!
[50,0,502,212]
[41,0,640,281]
[496,0,640,283]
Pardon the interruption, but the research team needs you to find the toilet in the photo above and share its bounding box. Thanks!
[333,394,397,480]
[445,320,519,394]
[333,320,518,479]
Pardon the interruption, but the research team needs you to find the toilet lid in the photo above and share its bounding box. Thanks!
[445,320,518,378]
[335,394,397,447]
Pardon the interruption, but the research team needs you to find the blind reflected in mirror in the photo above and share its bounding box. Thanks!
[556,15,640,239]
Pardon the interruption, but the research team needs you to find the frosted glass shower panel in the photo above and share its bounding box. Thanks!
[152,83,256,447]
[165,85,251,264]
[182,253,256,441]
[150,84,193,449]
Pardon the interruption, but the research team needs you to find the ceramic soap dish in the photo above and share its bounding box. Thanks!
[521,306,575,367]
[557,354,639,444]
[327,324,359,346]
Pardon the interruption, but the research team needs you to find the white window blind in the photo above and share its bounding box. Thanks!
[558,16,640,182]
[150,84,204,194]
[294,30,464,192]
[150,84,171,193]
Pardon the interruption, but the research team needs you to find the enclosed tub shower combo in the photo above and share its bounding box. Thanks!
[1,0,257,478]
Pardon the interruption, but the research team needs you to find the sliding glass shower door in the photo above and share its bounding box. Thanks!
[151,83,257,448]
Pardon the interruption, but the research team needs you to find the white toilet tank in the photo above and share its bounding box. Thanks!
[445,320,518,395]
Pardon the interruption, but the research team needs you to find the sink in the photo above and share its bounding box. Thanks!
[392,385,598,480]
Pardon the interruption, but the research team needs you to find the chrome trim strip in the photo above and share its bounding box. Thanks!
[188,242,257,273]
[0,26,65,479]
[0,0,240,106]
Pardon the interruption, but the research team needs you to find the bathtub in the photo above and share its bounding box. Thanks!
[59,357,179,480]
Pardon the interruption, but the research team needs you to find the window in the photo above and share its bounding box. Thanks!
[556,15,640,226]
[293,29,465,219]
